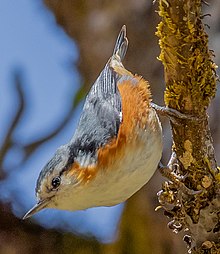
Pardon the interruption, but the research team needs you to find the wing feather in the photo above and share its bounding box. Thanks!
[71,65,122,161]
[70,26,129,165]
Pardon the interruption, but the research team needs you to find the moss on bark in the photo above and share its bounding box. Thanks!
[157,0,220,253]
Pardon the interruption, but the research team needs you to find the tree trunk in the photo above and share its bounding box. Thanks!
[157,0,220,253]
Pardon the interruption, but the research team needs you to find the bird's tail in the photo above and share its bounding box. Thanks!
[112,25,128,62]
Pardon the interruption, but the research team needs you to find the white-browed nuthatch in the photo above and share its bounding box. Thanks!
[23,25,163,219]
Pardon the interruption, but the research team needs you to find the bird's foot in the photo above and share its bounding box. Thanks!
[150,103,203,124]
[159,164,201,195]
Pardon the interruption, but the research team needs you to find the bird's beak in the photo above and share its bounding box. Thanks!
[22,197,52,220]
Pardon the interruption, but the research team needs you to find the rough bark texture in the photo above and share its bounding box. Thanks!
[157,0,220,253]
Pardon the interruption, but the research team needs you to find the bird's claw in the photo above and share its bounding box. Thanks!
[158,164,201,196]
[150,103,204,124]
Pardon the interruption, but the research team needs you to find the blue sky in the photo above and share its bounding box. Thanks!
[0,0,123,242]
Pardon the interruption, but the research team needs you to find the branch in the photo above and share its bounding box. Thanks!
[0,70,25,178]
[156,0,220,253]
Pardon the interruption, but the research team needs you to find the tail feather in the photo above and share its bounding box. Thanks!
[112,25,128,61]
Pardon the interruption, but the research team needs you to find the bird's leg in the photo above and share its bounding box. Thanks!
[158,152,201,195]
[150,103,203,123]
[157,154,202,231]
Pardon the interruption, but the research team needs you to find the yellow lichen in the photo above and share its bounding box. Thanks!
[201,175,212,189]
[179,140,195,169]
[215,170,220,183]
[156,0,217,112]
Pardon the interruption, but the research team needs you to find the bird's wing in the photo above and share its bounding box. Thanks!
[69,26,131,166]
[71,64,122,165]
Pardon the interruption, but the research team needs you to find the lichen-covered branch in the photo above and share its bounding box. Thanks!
[156,0,220,253]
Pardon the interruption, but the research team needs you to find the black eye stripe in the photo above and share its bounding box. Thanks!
[61,164,69,173]
[51,176,61,189]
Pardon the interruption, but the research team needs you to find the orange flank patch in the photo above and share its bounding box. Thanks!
[66,76,152,184]
[97,76,151,170]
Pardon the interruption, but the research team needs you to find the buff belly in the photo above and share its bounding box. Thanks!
[90,116,162,207]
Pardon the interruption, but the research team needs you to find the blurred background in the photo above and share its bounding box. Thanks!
[0,0,220,253]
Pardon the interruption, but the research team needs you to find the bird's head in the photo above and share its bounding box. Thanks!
[23,144,82,219]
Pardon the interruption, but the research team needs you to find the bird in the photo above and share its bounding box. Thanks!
[23,25,163,219]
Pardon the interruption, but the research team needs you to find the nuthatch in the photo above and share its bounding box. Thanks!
[23,25,163,219]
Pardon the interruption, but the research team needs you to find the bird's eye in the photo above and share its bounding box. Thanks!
[51,176,61,189]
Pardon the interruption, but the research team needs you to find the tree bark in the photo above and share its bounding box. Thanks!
[157,0,220,253]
